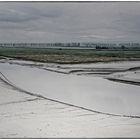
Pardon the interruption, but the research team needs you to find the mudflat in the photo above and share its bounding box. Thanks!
[0,58,140,138]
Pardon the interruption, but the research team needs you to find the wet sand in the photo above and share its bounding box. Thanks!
[1,75,140,138]
[0,58,140,138]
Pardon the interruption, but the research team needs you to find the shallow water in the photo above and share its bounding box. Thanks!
[0,61,140,116]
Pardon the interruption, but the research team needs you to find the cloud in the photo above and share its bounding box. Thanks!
[0,2,140,42]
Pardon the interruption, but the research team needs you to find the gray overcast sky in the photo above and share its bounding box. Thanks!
[0,2,140,43]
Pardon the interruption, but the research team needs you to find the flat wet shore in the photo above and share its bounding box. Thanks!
[0,58,140,138]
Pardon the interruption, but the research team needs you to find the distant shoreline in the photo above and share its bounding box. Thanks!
[0,47,140,64]
[1,55,140,64]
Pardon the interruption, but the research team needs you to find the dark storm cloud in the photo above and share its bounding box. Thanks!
[0,2,140,42]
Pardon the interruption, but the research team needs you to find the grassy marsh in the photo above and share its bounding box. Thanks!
[0,47,140,64]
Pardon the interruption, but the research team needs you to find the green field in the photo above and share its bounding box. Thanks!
[0,47,140,64]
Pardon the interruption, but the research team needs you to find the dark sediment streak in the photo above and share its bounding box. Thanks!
[107,78,140,86]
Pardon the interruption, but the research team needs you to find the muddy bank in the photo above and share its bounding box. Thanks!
[1,72,140,138]
[0,59,140,116]
[1,71,140,118]
[1,58,140,138]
